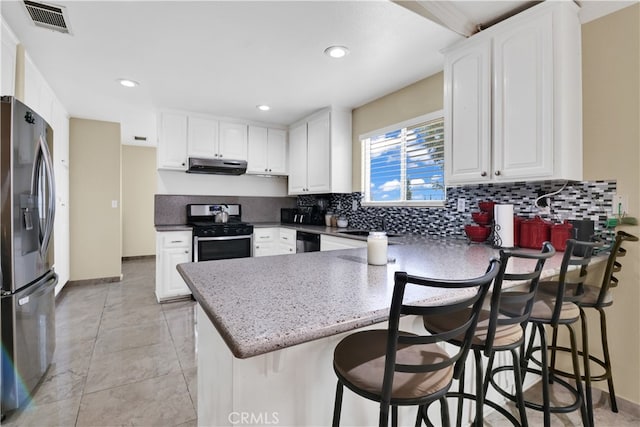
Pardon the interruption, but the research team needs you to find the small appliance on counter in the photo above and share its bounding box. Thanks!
[280,208,325,226]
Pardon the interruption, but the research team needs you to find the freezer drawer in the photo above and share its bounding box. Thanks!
[1,271,56,413]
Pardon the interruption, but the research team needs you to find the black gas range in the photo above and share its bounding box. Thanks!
[187,204,254,261]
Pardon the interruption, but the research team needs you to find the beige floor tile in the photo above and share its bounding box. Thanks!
[76,373,195,427]
[173,334,197,370]
[84,342,181,394]
[98,302,165,331]
[1,396,81,427]
[93,320,173,355]
[183,367,197,410]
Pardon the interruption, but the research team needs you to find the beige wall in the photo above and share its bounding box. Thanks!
[69,118,122,280]
[582,3,640,405]
[351,72,444,192]
[122,145,156,257]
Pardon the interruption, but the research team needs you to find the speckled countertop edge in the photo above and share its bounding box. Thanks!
[177,239,605,359]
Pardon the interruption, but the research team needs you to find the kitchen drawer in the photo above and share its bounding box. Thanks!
[160,231,192,248]
[253,228,277,243]
[279,228,296,245]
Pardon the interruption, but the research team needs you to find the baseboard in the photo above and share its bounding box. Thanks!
[66,276,122,287]
[590,387,640,418]
[122,255,155,262]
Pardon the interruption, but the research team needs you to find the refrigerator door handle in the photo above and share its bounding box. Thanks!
[32,134,56,256]
[6,271,57,303]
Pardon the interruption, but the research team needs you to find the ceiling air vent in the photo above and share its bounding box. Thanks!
[23,0,71,34]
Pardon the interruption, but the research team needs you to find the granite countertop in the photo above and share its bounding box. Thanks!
[177,238,579,359]
[155,224,193,232]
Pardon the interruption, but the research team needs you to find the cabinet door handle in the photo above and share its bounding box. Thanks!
[256,245,260,249]
[480,171,487,177]
[181,162,186,166]
[268,169,272,172]
[289,248,293,252]
[171,240,184,243]
[265,168,268,172]
[184,250,189,254]
[494,170,501,176]
[282,236,288,240]
[219,154,223,158]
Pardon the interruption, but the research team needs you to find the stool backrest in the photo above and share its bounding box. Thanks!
[485,242,556,356]
[549,239,601,324]
[596,230,638,306]
[381,259,501,408]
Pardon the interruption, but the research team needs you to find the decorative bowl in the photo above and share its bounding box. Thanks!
[471,211,491,225]
[464,225,491,242]
[478,201,496,213]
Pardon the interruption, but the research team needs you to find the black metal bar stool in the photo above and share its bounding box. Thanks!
[492,239,600,427]
[539,230,638,426]
[422,243,555,427]
[331,260,501,427]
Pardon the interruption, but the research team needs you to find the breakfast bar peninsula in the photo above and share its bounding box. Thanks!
[178,239,568,426]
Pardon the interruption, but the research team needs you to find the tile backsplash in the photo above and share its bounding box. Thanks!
[298,180,616,239]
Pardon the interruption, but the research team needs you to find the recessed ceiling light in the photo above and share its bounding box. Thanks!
[257,105,270,111]
[117,78,139,88]
[324,46,350,59]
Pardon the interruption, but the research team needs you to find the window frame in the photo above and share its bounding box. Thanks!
[360,110,446,208]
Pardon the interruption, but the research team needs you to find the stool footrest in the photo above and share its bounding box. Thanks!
[490,365,584,415]
[424,392,523,427]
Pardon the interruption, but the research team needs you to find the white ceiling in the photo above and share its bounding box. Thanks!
[1,0,634,127]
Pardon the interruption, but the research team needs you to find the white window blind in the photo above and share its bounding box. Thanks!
[362,112,445,205]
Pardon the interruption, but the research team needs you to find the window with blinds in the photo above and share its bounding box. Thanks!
[362,111,445,206]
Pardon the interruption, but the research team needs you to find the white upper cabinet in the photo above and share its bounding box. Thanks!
[158,112,188,170]
[287,108,352,195]
[287,122,308,193]
[247,126,287,175]
[188,116,219,158]
[444,39,492,183]
[444,1,582,185]
[158,112,251,170]
[218,121,248,160]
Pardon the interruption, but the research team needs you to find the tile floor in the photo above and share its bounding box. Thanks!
[2,257,639,426]
[2,258,197,427]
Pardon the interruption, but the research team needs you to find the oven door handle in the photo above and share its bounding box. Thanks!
[194,235,253,242]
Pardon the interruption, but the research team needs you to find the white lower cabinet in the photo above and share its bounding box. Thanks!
[279,228,296,254]
[156,231,192,302]
[320,235,367,251]
[254,227,297,257]
[253,228,279,257]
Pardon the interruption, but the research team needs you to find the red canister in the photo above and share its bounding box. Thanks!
[520,216,552,249]
[550,221,573,251]
[514,216,524,247]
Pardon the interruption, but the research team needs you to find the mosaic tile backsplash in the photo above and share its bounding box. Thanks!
[298,180,616,239]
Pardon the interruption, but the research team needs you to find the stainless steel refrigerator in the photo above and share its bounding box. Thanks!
[0,96,57,417]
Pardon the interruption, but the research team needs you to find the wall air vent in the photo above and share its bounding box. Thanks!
[23,0,72,34]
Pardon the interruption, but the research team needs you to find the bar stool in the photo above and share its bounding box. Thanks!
[495,239,600,427]
[422,243,555,427]
[540,230,638,426]
[331,260,500,427]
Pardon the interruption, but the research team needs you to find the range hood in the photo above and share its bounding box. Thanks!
[186,157,247,175]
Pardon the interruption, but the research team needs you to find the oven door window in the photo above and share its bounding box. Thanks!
[196,237,251,261]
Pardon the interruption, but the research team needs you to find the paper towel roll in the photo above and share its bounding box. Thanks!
[494,204,514,248]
